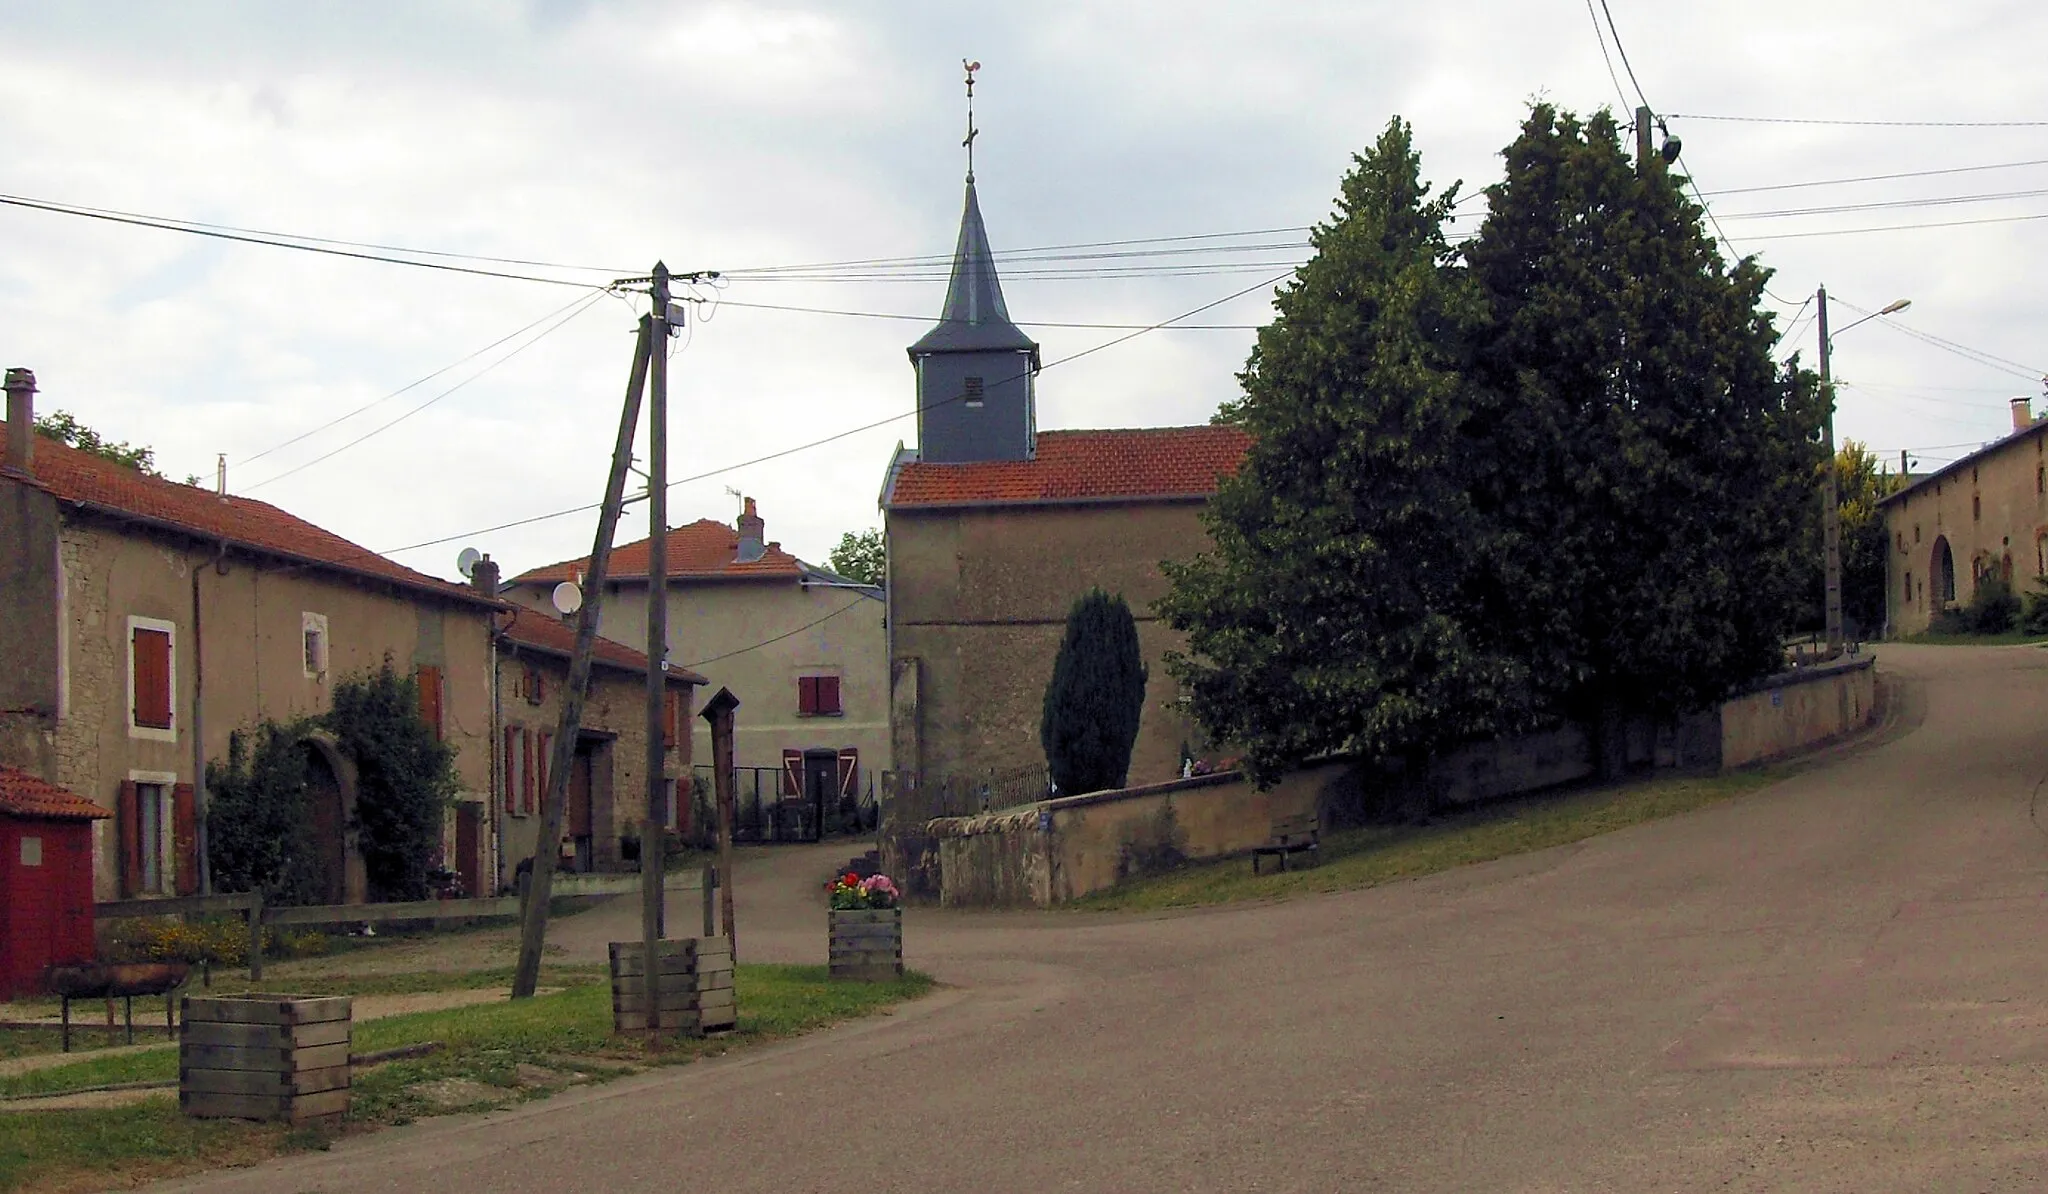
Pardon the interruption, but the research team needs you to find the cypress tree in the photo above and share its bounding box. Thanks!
[1040,589,1149,796]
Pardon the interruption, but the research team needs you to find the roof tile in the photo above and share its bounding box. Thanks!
[499,609,708,686]
[510,519,802,586]
[0,766,113,820]
[886,426,1250,508]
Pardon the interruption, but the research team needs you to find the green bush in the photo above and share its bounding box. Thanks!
[1040,589,1148,797]
[207,721,325,907]
[327,660,460,902]
[1966,572,2020,634]
[2020,577,2048,634]
[102,918,332,966]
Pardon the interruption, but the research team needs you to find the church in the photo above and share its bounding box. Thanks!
[878,143,1251,852]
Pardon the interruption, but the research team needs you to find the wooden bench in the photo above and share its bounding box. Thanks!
[1252,812,1320,874]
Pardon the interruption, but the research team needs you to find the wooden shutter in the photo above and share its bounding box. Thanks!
[837,748,858,800]
[537,731,553,816]
[172,783,197,895]
[781,749,803,798]
[117,781,141,897]
[417,665,444,740]
[797,676,817,716]
[132,628,172,729]
[523,729,537,815]
[503,727,518,812]
[818,675,842,716]
[662,689,679,747]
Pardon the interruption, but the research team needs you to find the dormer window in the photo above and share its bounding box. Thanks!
[963,376,985,407]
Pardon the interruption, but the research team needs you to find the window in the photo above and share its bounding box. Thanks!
[963,376,985,407]
[504,726,529,815]
[1915,524,1922,544]
[416,665,443,740]
[19,835,41,867]
[302,612,329,678]
[797,675,842,717]
[2037,465,2043,495]
[662,689,681,747]
[138,783,166,893]
[120,779,175,896]
[521,665,548,705]
[127,617,175,738]
[1904,571,1913,606]
[1974,494,1982,522]
[1895,531,1905,554]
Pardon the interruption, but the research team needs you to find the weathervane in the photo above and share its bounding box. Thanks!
[962,59,981,183]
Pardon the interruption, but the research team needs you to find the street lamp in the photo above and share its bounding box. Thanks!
[1818,287,1911,657]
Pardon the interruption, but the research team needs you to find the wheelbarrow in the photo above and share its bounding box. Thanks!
[44,961,191,1052]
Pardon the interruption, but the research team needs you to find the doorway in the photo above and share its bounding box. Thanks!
[1932,535,1957,607]
[454,801,482,898]
[566,742,595,873]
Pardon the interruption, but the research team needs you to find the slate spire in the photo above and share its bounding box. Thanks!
[907,181,1040,358]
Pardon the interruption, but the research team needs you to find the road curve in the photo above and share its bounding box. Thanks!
[153,645,2048,1193]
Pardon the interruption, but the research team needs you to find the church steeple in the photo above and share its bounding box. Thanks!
[906,61,1040,465]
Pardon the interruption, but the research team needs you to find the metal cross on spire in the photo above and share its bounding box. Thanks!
[962,59,981,183]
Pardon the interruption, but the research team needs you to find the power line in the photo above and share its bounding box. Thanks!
[0,192,604,289]
[1667,113,2048,129]
[717,226,1315,276]
[681,597,869,669]
[244,289,609,491]
[1700,158,2048,197]
[1720,187,2048,220]
[239,288,610,465]
[698,296,1265,330]
[1583,0,1632,113]
[1594,0,1651,111]
[1737,210,2048,242]
[1831,297,2046,382]
[374,270,1292,560]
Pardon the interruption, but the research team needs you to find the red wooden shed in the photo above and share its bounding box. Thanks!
[0,766,112,1000]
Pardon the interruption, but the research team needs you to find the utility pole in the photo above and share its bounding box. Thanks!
[1635,105,1654,177]
[512,311,654,1000]
[641,263,671,1039]
[1818,285,1842,658]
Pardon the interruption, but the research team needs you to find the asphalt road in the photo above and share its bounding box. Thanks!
[157,645,2048,1192]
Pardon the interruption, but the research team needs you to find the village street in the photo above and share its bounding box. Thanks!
[155,644,2048,1192]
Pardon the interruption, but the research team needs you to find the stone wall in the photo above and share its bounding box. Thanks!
[1720,655,1876,770]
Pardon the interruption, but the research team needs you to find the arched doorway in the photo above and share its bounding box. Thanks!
[300,730,366,906]
[1931,535,1957,608]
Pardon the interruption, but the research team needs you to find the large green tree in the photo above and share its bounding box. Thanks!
[1459,105,1825,749]
[34,410,158,473]
[1159,118,1529,785]
[205,721,327,906]
[1040,589,1148,796]
[1787,440,1899,638]
[828,528,885,585]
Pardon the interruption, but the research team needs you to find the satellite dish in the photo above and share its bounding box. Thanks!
[456,547,482,580]
[551,582,584,616]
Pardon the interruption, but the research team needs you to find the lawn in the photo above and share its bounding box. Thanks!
[0,965,932,1193]
[1077,768,1787,913]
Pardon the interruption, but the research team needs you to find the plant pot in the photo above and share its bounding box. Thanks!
[179,993,351,1125]
[828,906,903,982]
[608,937,735,1036]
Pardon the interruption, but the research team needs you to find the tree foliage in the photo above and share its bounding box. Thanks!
[327,659,460,902]
[1160,118,1528,785]
[33,410,159,474]
[1161,106,1825,785]
[1788,440,1900,637]
[205,720,327,906]
[829,528,885,585]
[1040,589,1148,796]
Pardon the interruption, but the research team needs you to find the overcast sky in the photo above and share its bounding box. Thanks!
[3,1,2044,581]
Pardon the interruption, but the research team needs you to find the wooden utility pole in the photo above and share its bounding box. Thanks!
[700,687,741,960]
[641,263,672,1038]
[511,312,654,1000]
[1818,284,1842,658]
[1634,105,1654,177]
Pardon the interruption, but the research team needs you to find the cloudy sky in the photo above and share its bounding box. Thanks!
[3,1,2044,580]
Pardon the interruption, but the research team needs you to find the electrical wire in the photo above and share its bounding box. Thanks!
[0,192,605,289]
[1737,210,2048,243]
[1594,0,1651,111]
[243,289,610,491]
[695,296,1265,330]
[681,597,869,669]
[1667,114,2048,129]
[239,287,611,465]
[1720,187,2048,220]
[1700,158,2048,197]
[372,269,1292,560]
[1584,0,1632,114]
[1831,296,2048,380]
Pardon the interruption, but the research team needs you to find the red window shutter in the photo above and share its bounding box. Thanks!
[117,781,141,897]
[837,748,858,799]
[133,628,172,729]
[782,749,803,797]
[523,730,537,815]
[417,665,444,740]
[503,727,519,812]
[172,783,198,895]
[819,675,841,716]
[537,731,553,814]
[797,676,817,716]
[662,690,679,748]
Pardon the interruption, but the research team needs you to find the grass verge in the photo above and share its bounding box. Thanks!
[1077,769,1785,913]
[0,965,931,1193]
[1902,630,2048,646]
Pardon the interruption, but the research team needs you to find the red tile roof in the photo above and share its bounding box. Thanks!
[0,766,113,820]
[885,426,1252,508]
[1,419,496,609]
[510,519,803,585]
[499,608,708,686]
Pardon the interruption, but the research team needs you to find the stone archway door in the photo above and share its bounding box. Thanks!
[1932,535,1957,607]
[300,729,367,906]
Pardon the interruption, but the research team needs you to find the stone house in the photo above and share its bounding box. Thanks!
[877,175,1250,835]
[0,368,501,902]
[1881,396,2048,636]
[502,501,888,824]
[469,555,704,889]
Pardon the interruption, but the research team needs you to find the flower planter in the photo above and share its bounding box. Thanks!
[179,993,351,1125]
[828,907,903,982]
[608,937,735,1036]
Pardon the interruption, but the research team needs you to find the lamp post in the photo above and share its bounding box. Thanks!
[1818,288,1911,657]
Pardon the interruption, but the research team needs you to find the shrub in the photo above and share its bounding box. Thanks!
[101,917,332,966]
[327,659,460,902]
[2021,576,2048,635]
[207,720,326,906]
[1966,572,2020,634]
[1040,589,1148,797]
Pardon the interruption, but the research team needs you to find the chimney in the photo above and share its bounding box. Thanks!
[470,553,501,599]
[2013,396,2034,433]
[4,367,34,476]
[736,497,765,563]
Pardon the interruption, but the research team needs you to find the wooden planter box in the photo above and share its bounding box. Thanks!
[609,937,735,1036]
[829,907,903,981]
[179,993,351,1125]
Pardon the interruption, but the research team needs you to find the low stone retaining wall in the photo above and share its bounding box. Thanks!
[923,656,1881,908]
